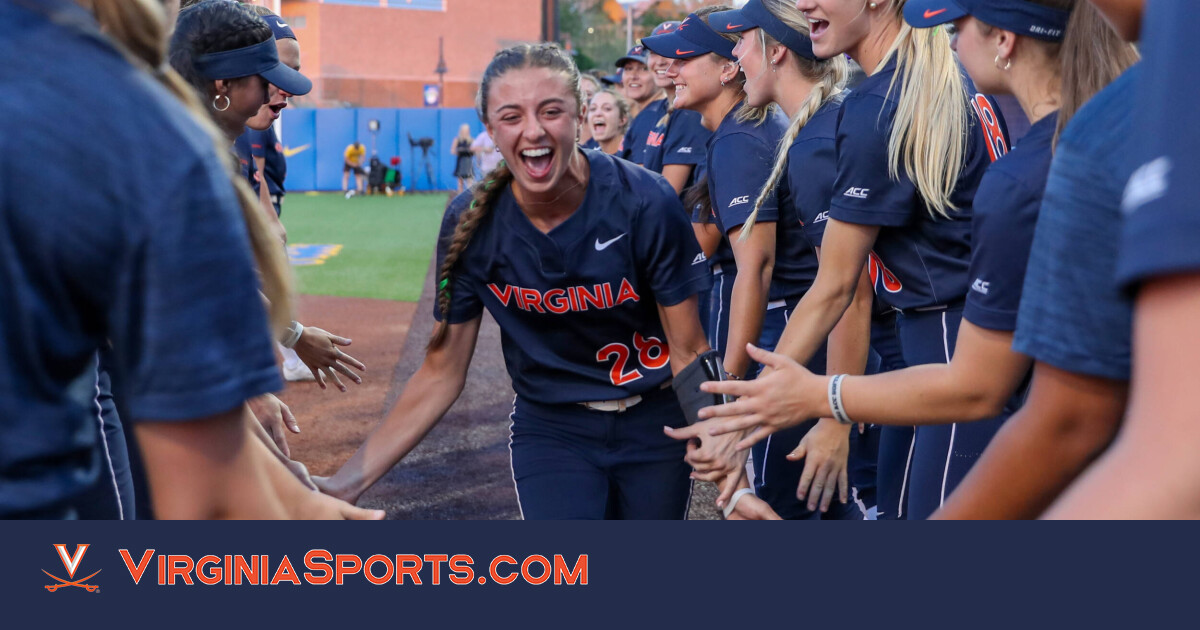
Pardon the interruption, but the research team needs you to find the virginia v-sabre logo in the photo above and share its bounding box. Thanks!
[43,544,101,593]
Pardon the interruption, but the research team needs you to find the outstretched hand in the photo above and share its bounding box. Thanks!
[789,419,851,513]
[695,343,823,450]
[248,393,300,457]
[294,326,366,392]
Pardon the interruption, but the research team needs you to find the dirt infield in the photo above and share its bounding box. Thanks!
[284,264,719,520]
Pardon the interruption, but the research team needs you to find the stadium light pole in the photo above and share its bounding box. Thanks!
[616,0,638,49]
[435,36,448,108]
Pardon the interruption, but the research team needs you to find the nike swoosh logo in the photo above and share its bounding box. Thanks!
[675,49,695,55]
[924,8,948,19]
[725,24,743,30]
[276,20,289,28]
[283,144,310,158]
[595,233,627,251]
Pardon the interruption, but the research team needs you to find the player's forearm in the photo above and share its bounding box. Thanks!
[825,268,872,378]
[723,267,772,379]
[327,365,466,501]
[662,164,692,195]
[136,405,290,519]
[773,273,856,369]
[933,377,1126,519]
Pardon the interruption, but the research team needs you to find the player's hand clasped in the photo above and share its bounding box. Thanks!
[694,343,826,448]
[294,326,366,392]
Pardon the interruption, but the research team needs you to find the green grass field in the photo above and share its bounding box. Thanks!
[282,192,449,302]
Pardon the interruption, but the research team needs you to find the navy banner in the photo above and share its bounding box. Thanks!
[0,521,1186,625]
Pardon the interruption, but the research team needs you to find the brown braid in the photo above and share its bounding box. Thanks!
[427,42,581,350]
[428,161,514,349]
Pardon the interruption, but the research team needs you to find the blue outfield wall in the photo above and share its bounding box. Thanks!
[281,107,482,192]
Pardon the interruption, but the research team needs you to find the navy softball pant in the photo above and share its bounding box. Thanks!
[895,304,1012,520]
[746,302,863,521]
[508,386,692,520]
[74,352,136,520]
[871,312,912,521]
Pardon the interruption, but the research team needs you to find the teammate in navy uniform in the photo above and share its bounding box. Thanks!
[640,21,710,195]
[678,0,1005,520]
[242,10,301,217]
[648,5,856,518]
[0,0,375,520]
[1046,0,1200,519]
[314,44,752,520]
[695,0,1124,519]
[616,44,668,165]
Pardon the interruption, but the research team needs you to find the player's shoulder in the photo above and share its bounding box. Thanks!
[793,97,844,147]
[1058,64,1140,152]
[592,150,678,215]
[444,189,475,224]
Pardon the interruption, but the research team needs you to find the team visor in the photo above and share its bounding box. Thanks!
[905,0,1070,42]
[641,13,736,61]
[194,38,312,96]
[707,0,820,61]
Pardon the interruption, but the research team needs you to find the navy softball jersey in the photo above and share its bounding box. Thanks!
[233,130,257,187]
[830,58,1007,519]
[927,112,1059,510]
[0,0,282,517]
[830,58,1005,310]
[1118,2,1200,291]
[964,113,1057,333]
[247,125,286,198]
[621,98,669,164]
[709,107,819,301]
[781,98,843,251]
[1013,67,1141,382]
[641,107,709,178]
[434,149,712,405]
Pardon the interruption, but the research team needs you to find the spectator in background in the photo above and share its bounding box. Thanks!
[470,129,502,178]
[578,73,601,146]
[343,140,366,198]
[451,123,475,192]
[583,88,630,155]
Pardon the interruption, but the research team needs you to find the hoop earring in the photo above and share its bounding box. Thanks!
[994,55,1012,71]
[212,94,231,112]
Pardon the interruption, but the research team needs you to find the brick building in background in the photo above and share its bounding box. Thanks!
[279,0,553,108]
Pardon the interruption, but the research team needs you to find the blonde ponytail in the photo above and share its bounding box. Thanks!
[880,8,969,219]
[83,0,294,334]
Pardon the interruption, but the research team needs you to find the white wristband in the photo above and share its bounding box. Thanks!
[280,320,304,349]
[722,488,756,519]
[827,374,852,425]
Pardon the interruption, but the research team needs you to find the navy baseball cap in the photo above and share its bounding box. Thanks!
[616,44,649,68]
[708,0,819,60]
[194,38,312,95]
[263,14,297,41]
[642,13,736,60]
[904,0,1070,42]
[601,71,622,86]
[650,20,681,37]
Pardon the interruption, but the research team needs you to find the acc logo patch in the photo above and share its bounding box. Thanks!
[43,544,100,593]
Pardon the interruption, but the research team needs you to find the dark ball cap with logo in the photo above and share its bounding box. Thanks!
[707,0,820,60]
[904,0,1070,42]
[616,44,648,68]
[641,12,736,60]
